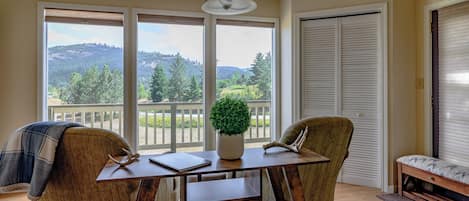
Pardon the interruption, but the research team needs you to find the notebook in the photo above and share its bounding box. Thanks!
[149,152,211,172]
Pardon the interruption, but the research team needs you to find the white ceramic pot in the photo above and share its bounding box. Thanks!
[216,132,244,160]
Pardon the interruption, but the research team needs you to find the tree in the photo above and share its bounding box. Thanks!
[138,82,149,100]
[167,53,188,102]
[184,76,202,102]
[150,64,167,102]
[96,65,123,103]
[60,65,123,104]
[249,52,272,100]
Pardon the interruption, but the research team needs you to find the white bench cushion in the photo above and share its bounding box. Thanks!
[397,155,469,185]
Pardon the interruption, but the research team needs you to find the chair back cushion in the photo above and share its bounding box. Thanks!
[277,117,353,201]
[39,127,138,201]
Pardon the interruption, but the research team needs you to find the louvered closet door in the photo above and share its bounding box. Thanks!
[301,18,338,117]
[300,13,382,189]
[339,14,381,188]
[437,4,469,167]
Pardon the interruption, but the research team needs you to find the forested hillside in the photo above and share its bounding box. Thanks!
[48,43,251,88]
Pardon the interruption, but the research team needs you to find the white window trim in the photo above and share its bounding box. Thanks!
[37,2,280,152]
[422,0,469,158]
[292,2,389,192]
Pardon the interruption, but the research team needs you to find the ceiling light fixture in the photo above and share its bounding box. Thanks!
[201,0,257,16]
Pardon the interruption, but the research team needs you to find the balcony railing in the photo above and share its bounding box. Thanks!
[48,101,271,151]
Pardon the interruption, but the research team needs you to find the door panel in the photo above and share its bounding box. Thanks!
[300,13,382,188]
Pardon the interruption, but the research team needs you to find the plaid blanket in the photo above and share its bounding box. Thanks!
[0,121,82,200]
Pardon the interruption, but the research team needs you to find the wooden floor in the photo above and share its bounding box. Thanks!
[0,183,381,201]
[334,183,381,201]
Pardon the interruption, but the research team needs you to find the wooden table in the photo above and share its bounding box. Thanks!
[97,148,329,201]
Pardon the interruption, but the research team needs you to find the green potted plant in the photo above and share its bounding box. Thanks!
[210,97,251,160]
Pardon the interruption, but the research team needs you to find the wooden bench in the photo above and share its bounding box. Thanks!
[397,155,469,200]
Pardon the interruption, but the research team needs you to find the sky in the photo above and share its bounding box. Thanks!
[47,22,273,68]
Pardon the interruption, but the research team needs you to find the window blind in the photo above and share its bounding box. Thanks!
[216,19,274,28]
[436,2,469,167]
[137,14,204,26]
[45,8,123,26]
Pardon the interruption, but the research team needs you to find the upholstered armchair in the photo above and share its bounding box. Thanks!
[39,127,175,201]
[263,117,354,201]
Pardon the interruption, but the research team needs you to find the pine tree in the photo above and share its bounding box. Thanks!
[249,52,272,100]
[60,65,123,104]
[150,64,167,103]
[168,53,187,102]
[185,76,202,102]
[249,53,266,85]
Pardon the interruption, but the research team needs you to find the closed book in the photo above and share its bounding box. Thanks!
[149,152,211,172]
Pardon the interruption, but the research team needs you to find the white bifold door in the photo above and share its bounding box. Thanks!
[300,13,384,189]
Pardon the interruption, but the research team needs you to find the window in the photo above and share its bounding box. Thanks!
[45,8,125,135]
[40,4,278,153]
[137,14,205,154]
[432,2,469,166]
[216,19,274,148]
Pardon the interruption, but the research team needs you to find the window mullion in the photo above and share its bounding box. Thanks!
[126,9,138,151]
[204,15,217,151]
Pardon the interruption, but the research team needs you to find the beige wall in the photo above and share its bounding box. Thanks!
[0,0,280,144]
[281,0,418,187]
[0,0,38,144]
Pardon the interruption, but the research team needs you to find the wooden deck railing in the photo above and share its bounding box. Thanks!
[48,101,271,151]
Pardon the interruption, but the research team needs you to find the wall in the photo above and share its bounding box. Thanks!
[281,0,418,188]
[280,0,293,133]
[0,0,38,144]
[0,0,280,144]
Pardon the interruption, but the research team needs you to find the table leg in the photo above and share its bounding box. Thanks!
[180,175,187,201]
[136,178,160,201]
[284,165,305,201]
[266,167,286,201]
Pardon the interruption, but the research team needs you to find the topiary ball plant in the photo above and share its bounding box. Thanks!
[210,97,251,135]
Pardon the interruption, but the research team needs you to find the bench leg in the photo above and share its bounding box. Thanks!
[397,162,403,196]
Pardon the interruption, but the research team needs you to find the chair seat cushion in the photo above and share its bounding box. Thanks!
[397,155,469,185]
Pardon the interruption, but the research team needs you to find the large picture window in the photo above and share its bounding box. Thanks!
[45,9,125,135]
[137,14,205,154]
[216,19,275,148]
[40,5,278,153]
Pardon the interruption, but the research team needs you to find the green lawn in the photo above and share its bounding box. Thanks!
[139,116,270,128]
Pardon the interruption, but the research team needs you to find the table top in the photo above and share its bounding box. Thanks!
[96,147,330,183]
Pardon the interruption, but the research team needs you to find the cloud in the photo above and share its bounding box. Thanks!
[216,25,273,67]
[47,23,123,47]
[47,22,273,68]
[138,23,204,63]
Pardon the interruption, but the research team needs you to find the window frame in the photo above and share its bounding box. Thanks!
[212,15,281,145]
[38,2,280,151]
[423,0,469,157]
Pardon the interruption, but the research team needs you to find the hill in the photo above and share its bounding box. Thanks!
[47,43,251,87]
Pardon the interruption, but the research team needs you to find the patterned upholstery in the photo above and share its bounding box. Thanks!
[397,155,469,185]
[39,127,175,201]
[262,117,354,201]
